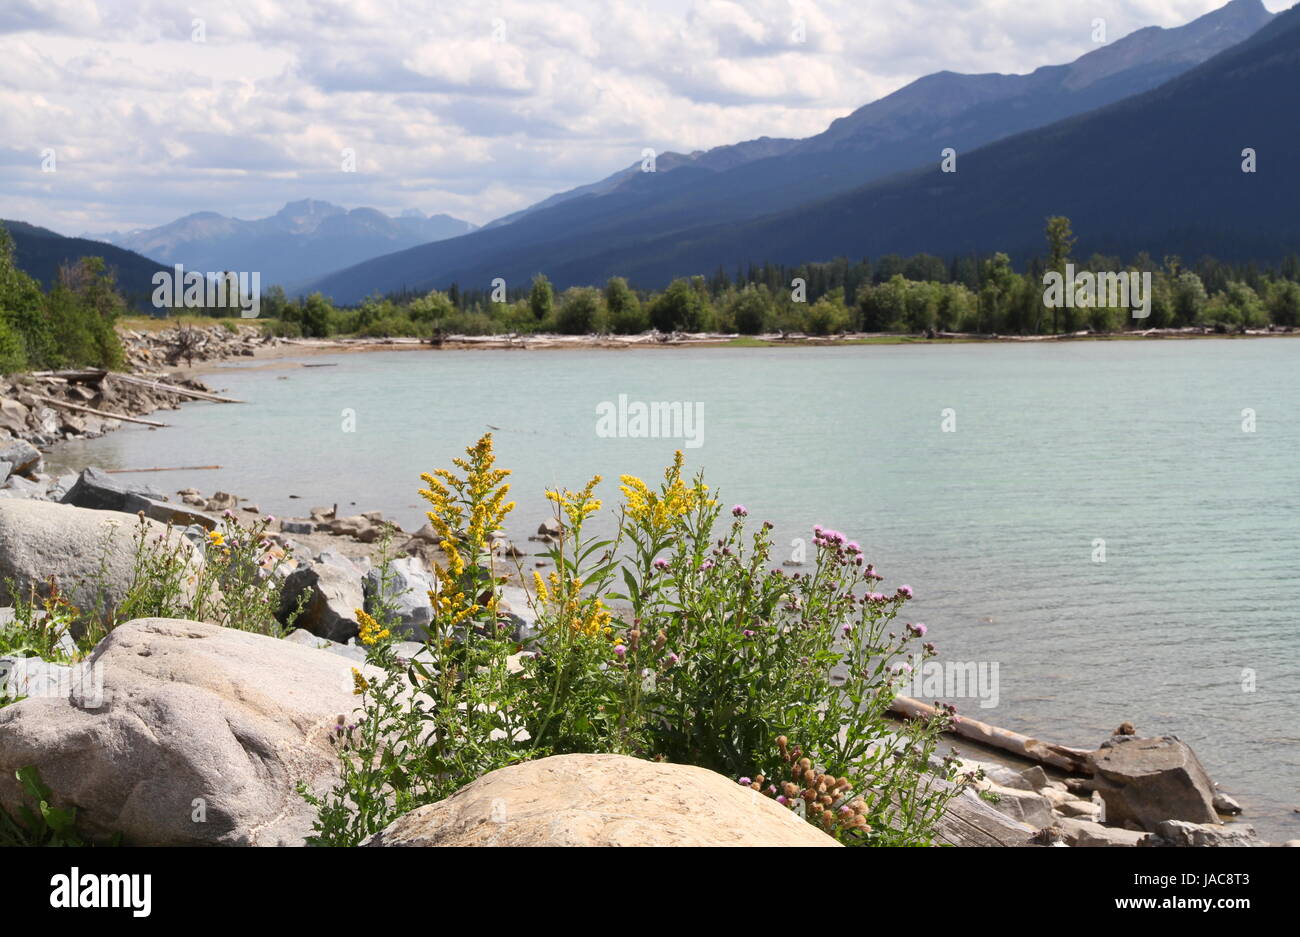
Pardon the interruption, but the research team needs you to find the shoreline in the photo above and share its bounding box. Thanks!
[3,331,1293,845]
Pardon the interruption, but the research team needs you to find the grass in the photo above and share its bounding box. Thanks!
[118,314,277,332]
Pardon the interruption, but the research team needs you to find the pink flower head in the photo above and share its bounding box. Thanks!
[732,505,748,517]
[742,629,756,638]
[846,541,861,554]
[897,585,913,598]
[613,644,627,657]
[652,557,669,571]
[908,622,928,637]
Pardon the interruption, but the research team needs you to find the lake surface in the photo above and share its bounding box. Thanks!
[50,340,1300,839]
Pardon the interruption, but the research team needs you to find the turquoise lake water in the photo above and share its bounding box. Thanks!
[50,340,1300,839]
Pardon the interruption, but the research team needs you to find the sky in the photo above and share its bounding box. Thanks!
[0,0,1289,237]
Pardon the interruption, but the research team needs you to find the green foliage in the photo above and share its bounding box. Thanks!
[555,286,606,335]
[604,277,646,333]
[528,274,554,321]
[0,225,125,373]
[0,766,99,846]
[648,278,707,332]
[307,438,969,847]
[805,294,850,335]
[114,513,297,635]
[727,284,772,334]
[0,578,94,669]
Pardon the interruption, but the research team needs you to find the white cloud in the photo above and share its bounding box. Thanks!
[0,0,1286,235]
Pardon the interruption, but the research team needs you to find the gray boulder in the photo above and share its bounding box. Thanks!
[0,499,198,618]
[984,785,1055,829]
[0,440,41,478]
[61,466,164,513]
[0,618,383,845]
[0,474,45,498]
[1054,816,1147,847]
[277,561,365,642]
[204,491,239,513]
[0,461,10,486]
[1091,736,1219,832]
[363,557,435,639]
[121,492,217,531]
[1139,820,1264,847]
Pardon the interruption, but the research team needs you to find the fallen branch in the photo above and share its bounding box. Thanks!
[109,373,243,403]
[889,696,1094,774]
[29,393,168,428]
[106,465,221,474]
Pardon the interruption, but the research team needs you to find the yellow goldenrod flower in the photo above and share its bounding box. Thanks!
[351,668,369,695]
[356,608,390,647]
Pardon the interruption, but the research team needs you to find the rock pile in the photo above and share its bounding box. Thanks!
[117,323,279,371]
[956,733,1268,847]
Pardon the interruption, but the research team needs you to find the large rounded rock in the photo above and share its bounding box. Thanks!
[0,499,196,616]
[0,618,382,845]
[363,753,840,847]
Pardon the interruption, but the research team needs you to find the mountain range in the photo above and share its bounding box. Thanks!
[2,220,167,301]
[2,0,1289,307]
[97,200,475,290]
[307,0,1280,301]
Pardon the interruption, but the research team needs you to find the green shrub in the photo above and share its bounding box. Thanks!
[555,286,606,334]
[306,437,967,846]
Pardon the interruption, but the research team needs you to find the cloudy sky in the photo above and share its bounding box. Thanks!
[0,0,1288,236]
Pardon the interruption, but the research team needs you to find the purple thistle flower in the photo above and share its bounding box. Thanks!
[897,584,913,598]
[908,622,928,637]
[737,777,752,786]
[613,644,627,657]
[732,505,748,517]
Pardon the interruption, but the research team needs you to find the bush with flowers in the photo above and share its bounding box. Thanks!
[306,434,970,846]
[112,510,298,635]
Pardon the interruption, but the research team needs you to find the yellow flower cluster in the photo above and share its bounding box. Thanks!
[619,451,711,533]
[355,608,390,647]
[428,566,485,627]
[351,667,369,695]
[544,475,603,531]
[531,570,614,638]
[417,434,515,622]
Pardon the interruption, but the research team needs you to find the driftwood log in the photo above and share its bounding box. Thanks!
[890,696,1094,774]
[108,373,243,403]
[29,393,168,428]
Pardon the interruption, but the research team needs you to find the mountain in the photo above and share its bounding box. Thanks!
[2,219,168,303]
[100,200,476,290]
[538,0,1300,284]
[305,0,1276,301]
[481,137,801,230]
